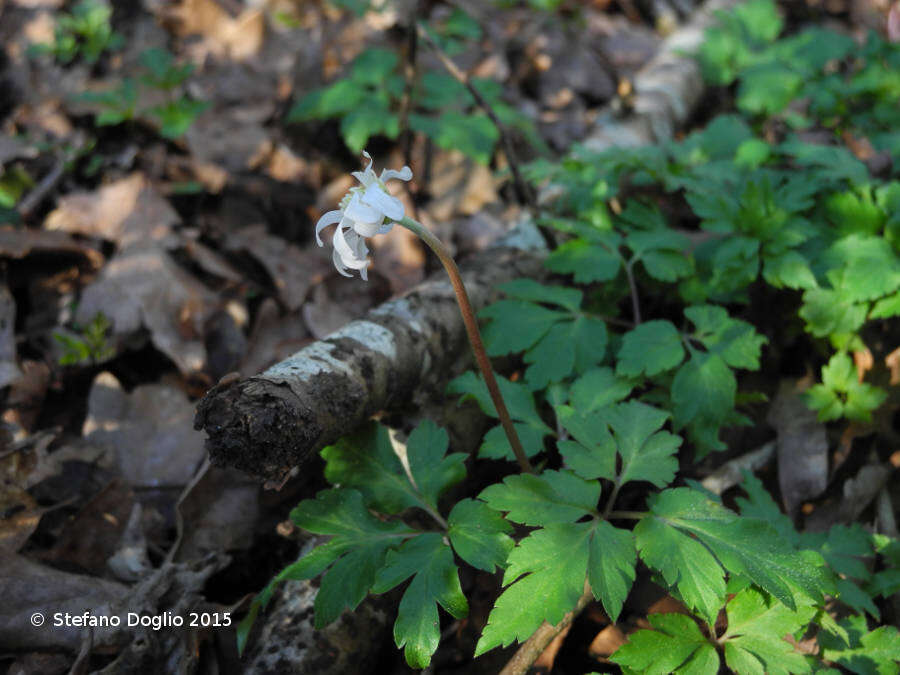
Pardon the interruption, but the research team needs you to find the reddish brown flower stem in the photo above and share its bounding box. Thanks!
[399,216,535,474]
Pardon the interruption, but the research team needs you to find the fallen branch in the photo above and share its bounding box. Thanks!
[194,220,546,482]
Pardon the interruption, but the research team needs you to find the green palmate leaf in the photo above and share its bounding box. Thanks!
[447,499,514,573]
[735,470,798,544]
[763,250,818,290]
[806,353,887,423]
[823,235,900,302]
[404,419,467,510]
[612,613,720,675]
[409,112,498,164]
[545,237,622,283]
[498,278,582,311]
[819,615,900,675]
[476,523,593,655]
[478,423,546,460]
[616,320,685,377]
[321,423,419,514]
[627,229,693,282]
[722,587,816,675]
[605,401,682,488]
[341,103,399,151]
[635,512,727,624]
[685,305,767,369]
[870,292,900,319]
[555,407,616,482]
[372,533,468,669]
[448,372,553,461]
[588,522,637,622]
[479,300,568,355]
[289,489,415,627]
[639,488,833,616]
[800,288,867,339]
[479,469,600,526]
[671,353,737,431]
[569,367,635,413]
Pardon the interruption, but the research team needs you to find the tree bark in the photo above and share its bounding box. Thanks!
[193,219,546,482]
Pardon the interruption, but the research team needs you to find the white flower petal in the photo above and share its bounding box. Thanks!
[332,248,352,277]
[351,151,376,186]
[376,223,394,235]
[332,224,369,270]
[344,192,382,225]
[353,220,381,237]
[361,185,404,222]
[314,210,343,246]
[380,166,412,183]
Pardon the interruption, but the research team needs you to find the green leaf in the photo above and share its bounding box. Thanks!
[405,419,466,509]
[410,112,498,164]
[616,320,685,377]
[479,469,600,526]
[605,401,682,488]
[823,235,900,302]
[475,522,593,655]
[763,250,818,290]
[671,353,737,431]
[612,613,719,674]
[635,512,727,624]
[498,278,582,311]
[820,616,900,675]
[479,300,568,355]
[588,522,636,622]
[722,587,816,675]
[545,238,622,283]
[478,423,546,460]
[448,499,514,573]
[289,489,415,626]
[321,423,420,514]
[685,305,767,370]
[372,533,468,669]
[350,47,399,83]
[870,292,900,319]
[447,371,553,435]
[524,314,608,388]
[806,353,887,423]
[569,367,635,413]
[800,289,867,339]
[341,103,399,151]
[287,78,366,121]
[627,229,693,281]
[643,488,833,612]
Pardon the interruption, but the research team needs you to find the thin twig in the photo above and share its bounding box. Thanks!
[400,216,534,474]
[17,160,65,218]
[399,0,422,220]
[499,581,594,675]
[416,23,536,210]
[624,260,641,324]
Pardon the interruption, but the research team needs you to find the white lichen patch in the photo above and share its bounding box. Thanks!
[329,320,397,360]
[263,340,355,384]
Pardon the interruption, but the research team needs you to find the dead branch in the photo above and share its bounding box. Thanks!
[194,220,547,482]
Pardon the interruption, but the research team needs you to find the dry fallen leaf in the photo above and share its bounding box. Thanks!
[767,382,829,516]
[76,244,215,374]
[854,346,874,381]
[239,298,310,376]
[165,0,265,62]
[589,623,627,659]
[227,224,330,311]
[0,485,42,555]
[0,284,21,389]
[886,345,900,385]
[45,173,178,247]
[82,372,206,487]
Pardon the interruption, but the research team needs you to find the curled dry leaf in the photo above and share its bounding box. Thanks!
[82,372,206,487]
[767,382,829,516]
[0,227,103,268]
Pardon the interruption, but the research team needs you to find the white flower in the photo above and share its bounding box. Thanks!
[315,151,412,279]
